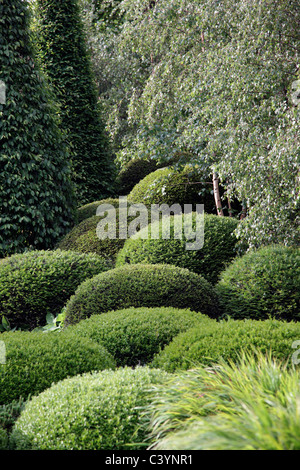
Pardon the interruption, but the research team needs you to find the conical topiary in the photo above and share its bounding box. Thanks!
[35,0,117,204]
[0,0,76,258]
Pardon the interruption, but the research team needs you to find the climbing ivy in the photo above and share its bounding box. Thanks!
[35,0,117,204]
[0,0,76,258]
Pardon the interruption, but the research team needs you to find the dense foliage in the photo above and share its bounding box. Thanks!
[77,198,120,223]
[128,166,217,213]
[35,0,117,204]
[63,263,219,326]
[0,329,116,405]
[56,205,145,262]
[216,245,300,321]
[0,250,111,330]
[67,306,212,367]
[117,158,159,196]
[0,0,76,258]
[11,367,169,450]
[148,353,300,450]
[151,317,300,372]
[83,0,300,248]
[116,213,244,284]
[0,398,26,450]
[0,0,298,452]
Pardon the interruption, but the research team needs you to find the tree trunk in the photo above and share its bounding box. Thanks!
[213,173,224,216]
[240,201,247,220]
[228,197,233,217]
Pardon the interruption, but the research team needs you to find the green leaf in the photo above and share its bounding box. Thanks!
[2,316,10,331]
[46,313,55,325]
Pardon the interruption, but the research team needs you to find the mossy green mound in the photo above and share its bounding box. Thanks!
[152,317,300,372]
[0,249,110,330]
[67,306,213,367]
[63,263,219,326]
[216,244,300,321]
[116,213,245,284]
[0,329,115,405]
[11,367,169,450]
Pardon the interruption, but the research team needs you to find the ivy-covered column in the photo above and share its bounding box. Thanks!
[0,0,76,258]
[35,0,117,204]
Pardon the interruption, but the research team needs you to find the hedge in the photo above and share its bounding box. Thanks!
[0,329,116,405]
[67,306,213,367]
[216,244,300,321]
[128,166,216,213]
[117,159,159,196]
[56,203,151,262]
[0,250,111,330]
[11,367,169,450]
[77,198,121,223]
[0,0,76,257]
[151,317,300,372]
[63,263,220,326]
[35,0,117,204]
[116,213,245,284]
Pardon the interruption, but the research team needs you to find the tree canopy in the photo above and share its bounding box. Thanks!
[82,0,300,247]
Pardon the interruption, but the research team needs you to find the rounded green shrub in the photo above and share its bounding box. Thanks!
[35,0,117,205]
[0,329,116,405]
[0,249,111,330]
[11,366,169,450]
[67,307,213,367]
[116,213,245,284]
[77,198,121,223]
[117,158,159,196]
[63,263,220,327]
[128,166,216,213]
[56,203,151,262]
[151,317,300,372]
[56,214,122,260]
[216,245,300,321]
